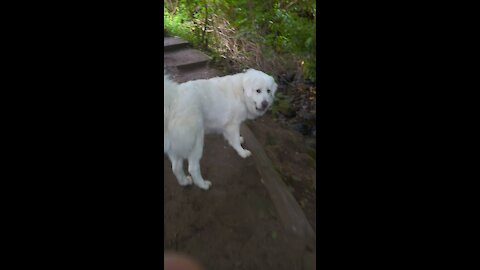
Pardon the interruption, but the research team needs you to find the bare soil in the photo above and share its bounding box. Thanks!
[164,135,310,270]
[164,36,316,269]
[247,115,316,233]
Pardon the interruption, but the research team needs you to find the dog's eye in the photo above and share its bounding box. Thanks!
[267,89,271,93]
[256,89,261,93]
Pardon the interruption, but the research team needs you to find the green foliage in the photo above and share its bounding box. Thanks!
[163,7,193,41]
[163,5,208,48]
[164,0,316,82]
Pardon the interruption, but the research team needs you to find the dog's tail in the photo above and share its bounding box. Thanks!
[164,72,179,134]
[164,72,178,92]
[164,72,179,106]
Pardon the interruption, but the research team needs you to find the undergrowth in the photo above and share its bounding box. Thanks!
[164,0,316,83]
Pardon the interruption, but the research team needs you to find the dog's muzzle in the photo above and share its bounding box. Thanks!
[256,101,269,111]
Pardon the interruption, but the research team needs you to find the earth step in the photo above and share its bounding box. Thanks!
[164,48,211,70]
[167,67,222,83]
[164,36,189,52]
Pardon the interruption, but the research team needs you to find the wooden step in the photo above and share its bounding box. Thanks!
[164,36,189,51]
[167,67,222,83]
[164,48,210,70]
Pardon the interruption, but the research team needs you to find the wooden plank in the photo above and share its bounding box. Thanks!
[241,124,316,246]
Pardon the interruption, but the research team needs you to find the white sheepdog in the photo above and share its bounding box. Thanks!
[164,69,278,190]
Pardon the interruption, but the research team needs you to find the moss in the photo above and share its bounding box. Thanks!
[271,93,294,117]
[306,147,316,161]
[287,130,302,144]
[305,153,316,168]
[265,132,276,146]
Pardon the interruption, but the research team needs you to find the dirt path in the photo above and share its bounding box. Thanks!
[164,135,309,269]
[164,35,315,270]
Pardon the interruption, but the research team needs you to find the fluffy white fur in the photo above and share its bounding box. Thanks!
[164,69,278,190]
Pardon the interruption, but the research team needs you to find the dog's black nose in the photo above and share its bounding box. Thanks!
[261,101,268,109]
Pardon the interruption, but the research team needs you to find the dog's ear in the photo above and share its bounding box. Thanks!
[242,73,255,97]
[271,79,278,95]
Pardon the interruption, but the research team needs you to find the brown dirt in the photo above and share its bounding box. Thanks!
[209,48,317,227]
[164,135,309,270]
[164,36,316,269]
[247,115,316,233]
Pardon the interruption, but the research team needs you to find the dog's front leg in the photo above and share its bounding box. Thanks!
[223,124,251,158]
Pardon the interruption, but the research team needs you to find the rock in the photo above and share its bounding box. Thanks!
[290,122,310,136]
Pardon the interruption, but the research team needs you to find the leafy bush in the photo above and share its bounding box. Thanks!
[164,0,316,82]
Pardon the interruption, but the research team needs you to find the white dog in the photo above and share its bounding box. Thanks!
[164,69,278,190]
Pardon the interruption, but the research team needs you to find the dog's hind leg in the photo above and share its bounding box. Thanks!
[168,154,193,186]
[187,134,211,190]
[188,158,211,190]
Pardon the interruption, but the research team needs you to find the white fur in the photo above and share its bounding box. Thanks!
[164,69,278,190]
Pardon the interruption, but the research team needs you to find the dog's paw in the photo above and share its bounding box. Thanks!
[238,149,252,158]
[179,176,193,186]
[239,136,244,144]
[196,180,212,190]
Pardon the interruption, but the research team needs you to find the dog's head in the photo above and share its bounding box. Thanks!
[242,69,278,117]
